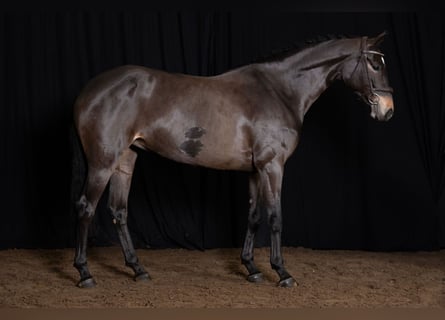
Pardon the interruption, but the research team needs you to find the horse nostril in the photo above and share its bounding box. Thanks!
[385,109,394,121]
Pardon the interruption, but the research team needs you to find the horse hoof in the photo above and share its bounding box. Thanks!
[277,277,297,288]
[77,277,96,288]
[134,272,151,282]
[247,272,263,283]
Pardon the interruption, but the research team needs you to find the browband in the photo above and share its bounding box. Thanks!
[362,50,385,56]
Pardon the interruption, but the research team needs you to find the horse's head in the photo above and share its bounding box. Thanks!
[342,32,394,121]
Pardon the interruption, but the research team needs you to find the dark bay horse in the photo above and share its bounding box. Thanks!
[72,32,394,288]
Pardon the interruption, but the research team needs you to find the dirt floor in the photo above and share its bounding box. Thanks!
[0,246,444,308]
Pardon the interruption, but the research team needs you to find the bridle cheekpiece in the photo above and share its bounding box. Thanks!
[348,36,393,105]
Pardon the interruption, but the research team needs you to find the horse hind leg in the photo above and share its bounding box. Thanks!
[73,166,113,288]
[108,149,150,281]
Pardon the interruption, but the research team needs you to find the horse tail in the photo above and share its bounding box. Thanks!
[69,123,86,247]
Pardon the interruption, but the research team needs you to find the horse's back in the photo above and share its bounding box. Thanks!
[73,64,297,171]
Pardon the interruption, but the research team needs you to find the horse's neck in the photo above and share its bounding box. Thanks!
[259,40,356,117]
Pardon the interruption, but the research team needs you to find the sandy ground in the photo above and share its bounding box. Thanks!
[0,246,444,308]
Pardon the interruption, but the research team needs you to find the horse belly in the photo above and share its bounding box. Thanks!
[136,121,253,172]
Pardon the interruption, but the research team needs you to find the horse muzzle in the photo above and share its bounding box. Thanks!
[368,92,394,122]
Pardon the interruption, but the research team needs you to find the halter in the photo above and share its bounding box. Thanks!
[349,37,393,104]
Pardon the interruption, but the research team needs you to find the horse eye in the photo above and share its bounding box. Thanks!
[367,58,381,71]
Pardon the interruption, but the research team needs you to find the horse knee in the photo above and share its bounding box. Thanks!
[110,208,128,225]
[76,195,95,220]
[248,211,262,230]
[268,214,282,233]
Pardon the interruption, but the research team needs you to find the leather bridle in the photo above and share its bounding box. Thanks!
[349,37,393,105]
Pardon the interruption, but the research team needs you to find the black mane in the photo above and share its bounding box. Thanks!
[253,34,356,63]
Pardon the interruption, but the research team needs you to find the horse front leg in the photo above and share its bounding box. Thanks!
[241,172,263,282]
[268,201,296,287]
[260,160,296,287]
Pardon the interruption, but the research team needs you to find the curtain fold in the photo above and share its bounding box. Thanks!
[390,13,445,201]
[390,13,445,247]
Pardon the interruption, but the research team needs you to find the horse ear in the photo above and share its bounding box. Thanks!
[368,31,387,48]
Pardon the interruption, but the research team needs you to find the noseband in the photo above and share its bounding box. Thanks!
[349,37,393,104]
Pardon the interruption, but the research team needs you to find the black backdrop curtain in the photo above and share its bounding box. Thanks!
[1,11,444,251]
